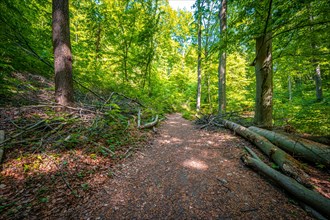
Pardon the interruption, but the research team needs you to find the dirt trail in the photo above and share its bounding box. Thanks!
[78,113,310,219]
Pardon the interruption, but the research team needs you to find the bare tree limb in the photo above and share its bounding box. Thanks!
[139,115,159,129]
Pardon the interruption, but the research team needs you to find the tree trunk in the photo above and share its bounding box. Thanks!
[52,0,74,106]
[95,22,101,62]
[221,119,311,187]
[249,126,330,166]
[288,74,292,101]
[196,0,202,112]
[242,148,330,219]
[254,0,273,127]
[218,0,227,115]
[315,64,323,101]
[254,32,273,127]
[309,5,323,102]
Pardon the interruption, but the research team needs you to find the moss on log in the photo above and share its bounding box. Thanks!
[242,147,330,218]
[222,119,311,187]
[249,126,330,166]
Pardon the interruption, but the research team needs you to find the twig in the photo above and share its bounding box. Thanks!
[6,104,104,115]
[100,92,115,111]
[48,102,104,115]
[4,138,41,146]
[3,115,23,129]
[73,78,106,102]
[0,120,45,146]
[240,207,259,213]
[43,154,80,198]
[113,92,145,107]
[217,178,232,192]
[32,123,67,154]
[101,146,115,156]
[124,147,133,158]
[59,170,79,197]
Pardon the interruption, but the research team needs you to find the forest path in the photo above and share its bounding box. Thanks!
[83,113,310,219]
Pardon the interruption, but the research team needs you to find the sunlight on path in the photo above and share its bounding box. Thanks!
[78,113,311,219]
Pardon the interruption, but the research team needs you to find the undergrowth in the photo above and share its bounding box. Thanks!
[0,72,156,219]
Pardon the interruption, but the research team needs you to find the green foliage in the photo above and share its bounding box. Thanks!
[0,0,329,135]
[0,0,52,75]
[271,163,280,170]
[81,183,89,191]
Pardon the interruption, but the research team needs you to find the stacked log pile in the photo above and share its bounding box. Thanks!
[195,114,330,219]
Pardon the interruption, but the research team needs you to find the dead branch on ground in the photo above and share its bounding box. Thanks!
[139,115,159,129]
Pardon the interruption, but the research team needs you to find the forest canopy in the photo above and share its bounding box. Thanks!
[0,0,329,135]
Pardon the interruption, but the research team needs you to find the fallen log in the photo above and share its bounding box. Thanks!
[139,115,159,129]
[249,126,330,166]
[242,147,330,219]
[301,135,330,146]
[221,119,311,187]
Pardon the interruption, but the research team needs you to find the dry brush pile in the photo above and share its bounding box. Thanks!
[0,72,159,219]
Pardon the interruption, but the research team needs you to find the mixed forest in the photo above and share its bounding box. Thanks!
[0,0,329,219]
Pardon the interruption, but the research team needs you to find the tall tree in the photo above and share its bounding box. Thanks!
[196,0,203,112]
[218,0,227,114]
[52,0,74,106]
[309,5,323,102]
[254,0,273,127]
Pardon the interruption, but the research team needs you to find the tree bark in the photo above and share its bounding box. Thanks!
[95,22,102,62]
[222,119,311,187]
[315,64,323,101]
[52,0,74,106]
[196,0,202,112]
[218,0,227,115]
[254,0,273,127]
[242,147,330,218]
[254,32,273,127]
[309,5,323,102]
[249,126,330,166]
[288,74,292,101]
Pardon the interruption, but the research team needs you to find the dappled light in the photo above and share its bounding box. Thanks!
[182,159,209,170]
[1,0,329,218]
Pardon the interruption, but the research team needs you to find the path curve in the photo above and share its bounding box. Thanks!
[80,113,310,219]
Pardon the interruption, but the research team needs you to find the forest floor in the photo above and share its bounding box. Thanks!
[2,112,330,219]
[69,113,316,219]
[1,72,329,219]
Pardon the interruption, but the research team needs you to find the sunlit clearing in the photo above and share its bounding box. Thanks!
[183,159,208,170]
